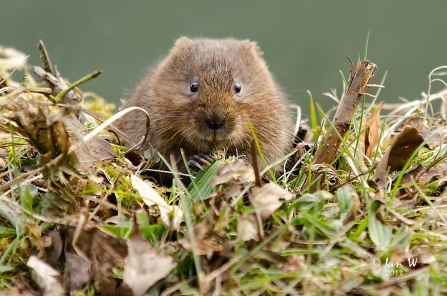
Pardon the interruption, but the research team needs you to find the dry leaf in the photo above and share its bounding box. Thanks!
[280,254,306,273]
[0,46,27,71]
[131,174,183,229]
[361,101,384,158]
[27,256,64,296]
[250,182,294,220]
[392,164,427,208]
[372,125,428,188]
[237,215,259,241]
[59,221,128,294]
[419,125,447,148]
[180,223,225,255]
[75,135,115,164]
[210,159,255,185]
[42,229,63,269]
[5,287,35,296]
[419,159,447,184]
[124,220,177,296]
[387,125,428,172]
[0,94,69,168]
[63,252,90,291]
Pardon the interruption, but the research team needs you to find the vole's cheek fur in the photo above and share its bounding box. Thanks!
[115,37,294,178]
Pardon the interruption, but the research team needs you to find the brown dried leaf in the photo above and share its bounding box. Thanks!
[387,125,428,172]
[250,182,294,220]
[75,135,115,164]
[180,222,225,255]
[59,221,128,294]
[0,95,68,165]
[210,159,255,185]
[237,215,259,241]
[63,252,90,291]
[361,101,384,158]
[372,125,428,188]
[419,159,447,184]
[399,164,426,187]
[280,254,306,273]
[42,229,63,269]
[419,125,447,148]
[6,287,35,296]
[124,220,177,296]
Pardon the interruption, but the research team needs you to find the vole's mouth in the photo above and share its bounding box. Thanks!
[192,133,233,151]
[185,125,246,153]
[182,114,244,152]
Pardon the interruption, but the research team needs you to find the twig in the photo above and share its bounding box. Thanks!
[0,154,63,192]
[53,70,102,103]
[314,59,377,165]
[38,40,54,75]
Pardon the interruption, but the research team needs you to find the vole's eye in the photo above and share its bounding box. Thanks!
[190,82,199,92]
[234,82,241,94]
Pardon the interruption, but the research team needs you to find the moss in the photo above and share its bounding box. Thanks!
[83,93,116,118]
[0,236,12,253]
[100,161,140,208]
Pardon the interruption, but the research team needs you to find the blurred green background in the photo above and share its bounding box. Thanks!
[1,1,446,118]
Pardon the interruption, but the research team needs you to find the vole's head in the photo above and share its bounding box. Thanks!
[153,37,284,153]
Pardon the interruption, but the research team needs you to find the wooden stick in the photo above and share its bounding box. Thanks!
[314,59,377,165]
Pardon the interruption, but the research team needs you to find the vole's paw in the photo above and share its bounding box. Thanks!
[187,154,216,173]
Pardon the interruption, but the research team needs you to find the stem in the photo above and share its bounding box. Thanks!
[53,70,102,103]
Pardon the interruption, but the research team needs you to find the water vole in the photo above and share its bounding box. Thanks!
[116,37,294,178]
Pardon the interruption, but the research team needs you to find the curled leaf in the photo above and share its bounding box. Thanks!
[361,101,384,159]
[372,125,428,188]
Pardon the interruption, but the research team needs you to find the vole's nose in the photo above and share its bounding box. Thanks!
[205,113,226,130]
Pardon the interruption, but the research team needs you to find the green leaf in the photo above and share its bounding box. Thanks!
[19,185,37,213]
[393,226,413,253]
[337,185,358,221]
[302,213,337,238]
[136,210,149,229]
[368,200,392,251]
[349,217,368,242]
[101,224,132,239]
[291,192,326,213]
[291,217,326,238]
[141,225,165,246]
[0,265,13,273]
[0,226,16,235]
[308,91,317,142]
[188,160,221,202]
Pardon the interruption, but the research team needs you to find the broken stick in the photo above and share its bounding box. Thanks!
[314,59,377,165]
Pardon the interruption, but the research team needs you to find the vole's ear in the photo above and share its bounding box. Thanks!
[248,41,264,58]
[173,36,193,49]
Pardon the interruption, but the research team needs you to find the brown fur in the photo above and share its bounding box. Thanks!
[116,37,293,176]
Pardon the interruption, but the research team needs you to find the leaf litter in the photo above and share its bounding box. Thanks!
[0,43,447,295]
